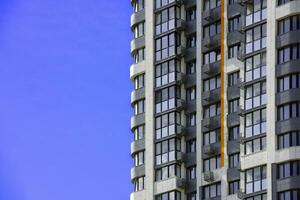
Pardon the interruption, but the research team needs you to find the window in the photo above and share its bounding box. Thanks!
[156,191,181,200]
[203,182,221,199]
[133,48,145,63]
[229,153,240,168]
[133,0,144,12]
[245,0,267,26]
[228,71,240,86]
[245,136,266,155]
[277,160,300,179]
[155,112,181,139]
[203,103,220,119]
[187,166,196,180]
[228,44,240,59]
[203,21,221,38]
[155,59,181,87]
[278,131,300,149]
[155,0,177,9]
[278,190,300,200]
[203,129,220,145]
[278,102,300,121]
[156,164,181,181]
[134,22,145,38]
[278,0,295,6]
[155,7,181,35]
[134,151,144,166]
[245,81,266,110]
[155,138,181,165]
[155,33,180,61]
[134,99,145,115]
[228,16,240,32]
[187,35,196,48]
[229,180,240,195]
[134,176,144,191]
[245,194,267,200]
[246,23,267,54]
[245,108,266,137]
[186,7,196,21]
[187,193,196,200]
[245,53,266,83]
[134,74,144,90]
[229,0,240,4]
[278,43,300,64]
[203,0,221,11]
[203,49,221,65]
[134,125,144,141]
[203,76,220,92]
[187,60,196,74]
[186,113,196,127]
[278,15,300,35]
[155,86,180,113]
[203,156,221,172]
[187,139,196,153]
[229,98,239,114]
[245,165,267,194]
[229,126,240,141]
[186,87,196,101]
[278,74,300,92]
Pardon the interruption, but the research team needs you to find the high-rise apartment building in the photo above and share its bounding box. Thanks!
[129,0,300,199]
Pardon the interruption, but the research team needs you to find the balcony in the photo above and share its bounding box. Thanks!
[276,88,300,106]
[202,115,220,131]
[202,35,220,51]
[131,113,145,131]
[276,59,300,77]
[202,89,220,106]
[202,143,219,156]
[130,10,145,30]
[204,171,215,182]
[202,7,221,24]
[131,165,145,181]
[228,1,246,18]
[276,117,300,135]
[131,139,145,155]
[202,61,220,79]
[130,36,145,55]
[276,30,300,49]
[131,87,145,105]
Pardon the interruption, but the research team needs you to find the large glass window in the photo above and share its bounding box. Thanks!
[278,74,300,92]
[186,60,196,74]
[277,160,300,179]
[229,98,240,114]
[155,33,180,61]
[134,176,145,191]
[187,34,196,48]
[155,138,181,165]
[245,136,266,155]
[278,131,300,149]
[245,165,267,194]
[186,87,196,101]
[134,125,144,141]
[229,126,240,141]
[187,166,196,180]
[187,139,196,153]
[246,23,267,54]
[134,74,144,90]
[133,48,145,63]
[186,7,196,21]
[245,0,267,26]
[278,102,300,121]
[203,156,221,172]
[245,194,267,200]
[156,164,181,181]
[156,191,181,200]
[134,99,145,115]
[203,182,221,199]
[155,6,181,35]
[203,129,220,145]
[278,0,295,6]
[278,43,300,64]
[278,15,300,35]
[203,76,221,92]
[155,59,180,87]
[203,50,221,65]
[156,0,177,9]
[203,103,220,119]
[155,112,181,139]
[245,108,266,137]
[203,21,221,38]
[229,16,240,32]
[203,0,221,11]
[278,190,300,200]
[228,44,240,59]
[134,22,145,38]
[228,71,240,86]
[245,81,266,110]
[186,113,196,127]
[245,52,266,82]
[133,0,144,12]
[229,180,240,195]
[229,153,240,168]
[155,86,180,113]
[134,151,144,166]
[187,193,196,200]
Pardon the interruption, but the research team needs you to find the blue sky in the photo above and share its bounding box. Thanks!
[0,1,132,199]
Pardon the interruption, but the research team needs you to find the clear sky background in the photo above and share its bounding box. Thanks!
[0,1,132,199]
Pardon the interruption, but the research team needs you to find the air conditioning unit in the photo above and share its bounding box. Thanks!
[204,171,214,182]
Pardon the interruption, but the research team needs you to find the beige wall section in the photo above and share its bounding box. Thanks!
[144,0,154,199]
[266,1,276,200]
